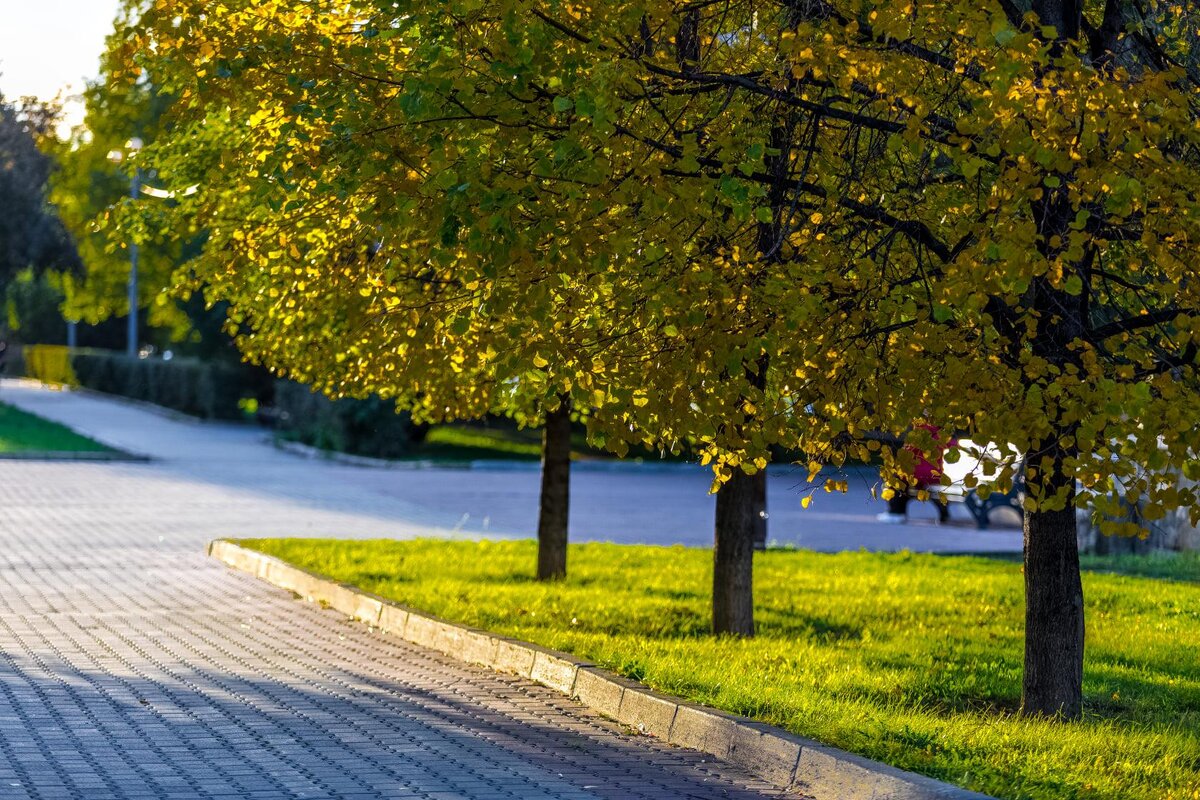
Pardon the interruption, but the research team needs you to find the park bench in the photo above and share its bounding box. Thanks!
[934,439,1024,529]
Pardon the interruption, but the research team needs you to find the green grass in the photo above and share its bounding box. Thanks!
[410,422,685,463]
[1080,551,1200,583]
[239,538,1200,800]
[412,424,549,461]
[0,401,110,454]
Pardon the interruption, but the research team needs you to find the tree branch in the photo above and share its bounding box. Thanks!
[1089,307,1194,341]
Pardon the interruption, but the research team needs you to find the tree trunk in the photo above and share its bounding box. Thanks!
[536,396,571,581]
[713,469,758,636]
[752,469,768,550]
[1017,0,1087,722]
[1022,468,1085,719]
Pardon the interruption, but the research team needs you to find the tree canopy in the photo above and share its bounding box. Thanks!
[124,0,1200,507]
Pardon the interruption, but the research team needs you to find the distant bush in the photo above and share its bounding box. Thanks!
[273,379,419,459]
[15,344,271,420]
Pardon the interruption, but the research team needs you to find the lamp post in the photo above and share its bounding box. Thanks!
[107,137,144,359]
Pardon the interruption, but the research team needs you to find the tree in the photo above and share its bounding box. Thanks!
[111,0,644,581]
[123,0,790,596]
[562,0,1200,715]
[0,95,79,300]
[124,0,1200,719]
[46,14,199,349]
[743,0,1200,719]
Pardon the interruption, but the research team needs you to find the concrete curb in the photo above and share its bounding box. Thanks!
[209,539,994,800]
[0,449,149,462]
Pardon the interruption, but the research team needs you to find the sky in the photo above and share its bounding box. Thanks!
[0,0,123,120]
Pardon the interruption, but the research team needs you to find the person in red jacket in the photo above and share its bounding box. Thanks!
[878,424,953,524]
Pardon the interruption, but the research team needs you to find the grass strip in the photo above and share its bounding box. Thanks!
[0,401,111,454]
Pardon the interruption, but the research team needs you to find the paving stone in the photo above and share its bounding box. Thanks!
[0,380,795,800]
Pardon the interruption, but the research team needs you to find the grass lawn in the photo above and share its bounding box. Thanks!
[1080,551,1200,584]
[408,422,684,463]
[412,424,552,461]
[0,401,110,454]
[239,539,1200,800]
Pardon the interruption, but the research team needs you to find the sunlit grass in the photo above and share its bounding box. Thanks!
[0,402,110,454]
[415,424,545,460]
[238,539,1200,800]
[414,422,682,463]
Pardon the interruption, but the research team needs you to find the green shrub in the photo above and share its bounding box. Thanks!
[2,344,27,380]
[273,380,418,458]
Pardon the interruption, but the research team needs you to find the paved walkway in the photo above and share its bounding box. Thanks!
[1,380,1022,552]
[0,380,800,800]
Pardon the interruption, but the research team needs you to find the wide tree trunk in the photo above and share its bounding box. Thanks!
[536,396,571,581]
[1021,463,1085,719]
[713,469,759,636]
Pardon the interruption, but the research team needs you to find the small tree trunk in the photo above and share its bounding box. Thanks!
[713,469,758,636]
[536,396,571,581]
[1022,474,1085,719]
[752,469,768,551]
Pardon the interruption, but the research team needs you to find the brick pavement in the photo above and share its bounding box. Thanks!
[0,384,799,799]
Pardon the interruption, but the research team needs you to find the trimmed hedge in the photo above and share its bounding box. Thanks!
[14,344,271,420]
[273,379,419,459]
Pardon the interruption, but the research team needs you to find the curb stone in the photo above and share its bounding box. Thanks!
[0,449,149,462]
[208,539,995,800]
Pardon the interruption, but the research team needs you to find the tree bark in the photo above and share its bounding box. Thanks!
[752,469,768,550]
[713,468,758,636]
[1019,279,1087,719]
[1032,0,1082,41]
[536,395,571,581]
[1021,458,1085,719]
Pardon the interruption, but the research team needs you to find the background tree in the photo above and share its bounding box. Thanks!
[0,94,80,343]
[46,20,212,353]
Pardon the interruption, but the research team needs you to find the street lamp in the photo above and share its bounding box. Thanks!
[107,137,144,359]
